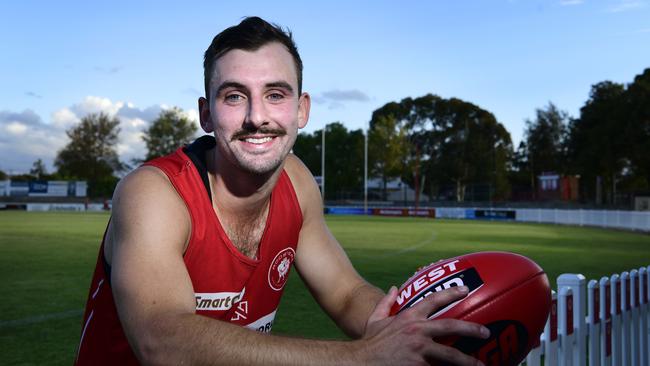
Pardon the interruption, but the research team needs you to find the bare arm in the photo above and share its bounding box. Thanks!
[284,155,384,338]
[284,155,489,365]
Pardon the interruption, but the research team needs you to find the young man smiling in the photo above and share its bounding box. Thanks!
[75,17,488,366]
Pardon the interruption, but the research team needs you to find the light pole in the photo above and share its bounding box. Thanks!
[321,126,325,202]
[364,129,368,214]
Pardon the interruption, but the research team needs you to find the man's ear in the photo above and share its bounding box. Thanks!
[198,97,214,133]
[297,92,311,129]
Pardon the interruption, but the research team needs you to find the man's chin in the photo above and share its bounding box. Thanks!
[237,158,284,176]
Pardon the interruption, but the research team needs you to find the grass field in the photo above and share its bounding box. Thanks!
[1,211,648,365]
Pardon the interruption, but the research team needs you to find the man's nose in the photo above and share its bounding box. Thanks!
[245,95,268,128]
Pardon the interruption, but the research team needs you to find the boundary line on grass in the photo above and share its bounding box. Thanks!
[0,309,83,329]
[378,230,437,257]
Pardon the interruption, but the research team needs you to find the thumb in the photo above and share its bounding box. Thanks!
[368,286,398,324]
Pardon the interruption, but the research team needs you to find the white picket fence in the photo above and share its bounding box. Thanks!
[524,265,650,365]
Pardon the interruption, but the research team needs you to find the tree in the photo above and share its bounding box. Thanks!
[522,103,570,195]
[293,130,320,175]
[369,94,513,202]
[55,112,124,197]
[567,81,626,204]
[142,108,198,162]
[30,158,48,180]
[292,123,365,201]
[368,114,409,200]
[0,170,7,180]
[623,68,650,192]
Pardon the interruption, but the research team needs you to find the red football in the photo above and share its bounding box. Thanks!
[389,251,551,366]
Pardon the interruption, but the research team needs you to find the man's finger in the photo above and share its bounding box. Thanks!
[367,286,398,324]
[421,318,490,340]
[408,286,470,319]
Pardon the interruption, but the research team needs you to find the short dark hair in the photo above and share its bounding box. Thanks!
[203,17,303,99]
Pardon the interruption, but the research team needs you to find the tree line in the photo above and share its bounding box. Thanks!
[4,68,648,203]
[293,68,650,205]
[2,108,197,198]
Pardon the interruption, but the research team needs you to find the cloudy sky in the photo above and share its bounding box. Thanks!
[1,0,649,174]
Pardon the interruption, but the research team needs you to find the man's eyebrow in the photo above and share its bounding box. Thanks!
[266,81,294,94]
[215,81,249,96]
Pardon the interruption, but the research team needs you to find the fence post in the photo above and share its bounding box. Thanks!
[630,269,639,366]
[588,280,600,366]
[559,287,575,366]
[638,267,647,366]
[647,266,650,365]
[544,291,559,366]
[610,274,621,366]
[558,274,586,366]
[599,277,611,366]
[621,271,630,366]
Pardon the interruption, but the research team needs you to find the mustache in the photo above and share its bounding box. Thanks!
[231,127,287,141]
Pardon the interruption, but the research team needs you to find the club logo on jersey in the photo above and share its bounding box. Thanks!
[195,288,245,311]
[268,247,295,291]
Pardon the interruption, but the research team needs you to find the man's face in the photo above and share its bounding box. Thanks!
[199,42,310,175]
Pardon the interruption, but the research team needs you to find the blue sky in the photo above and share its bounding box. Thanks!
[1,0,649,174]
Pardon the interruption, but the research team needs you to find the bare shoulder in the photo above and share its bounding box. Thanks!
[112,165,187,220]
[106,165,191,263]
[283,154,322,219]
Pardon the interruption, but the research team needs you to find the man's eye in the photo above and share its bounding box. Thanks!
[225,94,243,102]
[268,93,284,101]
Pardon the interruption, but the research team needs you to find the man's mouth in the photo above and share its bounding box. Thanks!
[242,136,274,144]
[232,128,286,145]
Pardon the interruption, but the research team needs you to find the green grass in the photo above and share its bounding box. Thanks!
[1,211,648,365]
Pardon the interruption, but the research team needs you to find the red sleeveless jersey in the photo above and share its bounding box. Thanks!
[75,142,303,365]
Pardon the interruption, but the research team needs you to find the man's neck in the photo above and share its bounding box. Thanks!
[204,148,284,259]
[205,147,283,216]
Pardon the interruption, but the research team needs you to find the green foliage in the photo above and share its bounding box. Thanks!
[54,112,123,198]
[293,123,365,200]
[564,69,650,203]
[370,94,513,202]
[524,103,569,174]
[623,68,650,191]
[368,115,409,200]
[522,103,571,194]
[30,158,48,179]
[292,131,320,175]
[568,81,627,203]
[142,107,198,162]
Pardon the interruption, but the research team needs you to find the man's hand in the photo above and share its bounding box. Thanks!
[359,286,490,366]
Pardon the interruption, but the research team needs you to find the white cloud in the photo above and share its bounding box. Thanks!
[71,95,124,117]
[0,97,201,174]
[0,109,66,174]
[607,0,646,12]
[51,108,80,129]
[321,89,370,102]
[5,122,28,135]
[559,0,584,5]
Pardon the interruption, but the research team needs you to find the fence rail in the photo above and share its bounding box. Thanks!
[433,207,650,232]
[524,265,650,366]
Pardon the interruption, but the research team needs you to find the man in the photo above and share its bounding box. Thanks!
[75,17,488,365]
